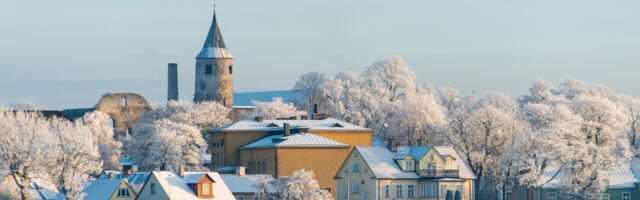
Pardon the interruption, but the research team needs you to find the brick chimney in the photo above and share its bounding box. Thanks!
[284,123,291,136]
[236,166,246,176]
[388,138,398,152]
[108,172,115,179]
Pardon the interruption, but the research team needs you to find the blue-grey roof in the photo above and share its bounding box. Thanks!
[239,133,349,149]
[196,12,232,59]
[219,174,271,194]
[393,146,433,160]
[233,90,301,107]
[82,178,125,200]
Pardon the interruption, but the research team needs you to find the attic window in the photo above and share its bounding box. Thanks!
[202,183,211,195]
[332,123,344,128]
[267,123,279,127]
[118,188,130,197]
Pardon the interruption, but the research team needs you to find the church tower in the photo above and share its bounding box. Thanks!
[194,10,233,107]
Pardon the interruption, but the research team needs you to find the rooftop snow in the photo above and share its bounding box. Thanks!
[81,178,125,200]
[538,160,640,189]
[219,174,270,194]
[239,133,350,149]
[394,146,432,160]
[213,118,371,132]
[152,171,235,200]
[119,157,136,166]
[355,146,477,180]
[98,171,150,193]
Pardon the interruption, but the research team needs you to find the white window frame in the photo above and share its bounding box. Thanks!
[352,162,360,172]
[201,183,210,195]
[396,184,403,198]
[363,187,368,198]
[352,184,360,194]
[385,185,390,197]
[344,187,349,199]
[407,184,415,198]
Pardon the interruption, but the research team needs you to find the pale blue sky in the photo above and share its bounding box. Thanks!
[1,0,639,109]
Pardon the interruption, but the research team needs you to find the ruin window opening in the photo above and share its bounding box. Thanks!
[122,96,127,107]
[229,65,233,74]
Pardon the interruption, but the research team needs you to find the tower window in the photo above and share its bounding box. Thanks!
[229,65,233,74]
[121,96,127,107]
[205,65,212,75]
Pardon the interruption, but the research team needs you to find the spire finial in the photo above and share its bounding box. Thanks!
[213,0,216,12]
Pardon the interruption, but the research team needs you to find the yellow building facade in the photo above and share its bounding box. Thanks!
[335,145,476,200]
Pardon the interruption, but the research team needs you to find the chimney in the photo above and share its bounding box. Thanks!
[179,165,185,178]
[108,172,115,179]
[300,115,308,120]
[283,123,291,136]
[388,138,398,152]
[255,117,263,123]
[167,63,179,101]
[313,104,318,114]
[236,166,246,176]
[417,139,425,146]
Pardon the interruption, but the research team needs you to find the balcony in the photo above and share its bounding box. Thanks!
[418,169,459,178]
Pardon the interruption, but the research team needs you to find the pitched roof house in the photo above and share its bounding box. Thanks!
[136,169,235,200]
[82,178,136,200]
[334,144,477,200]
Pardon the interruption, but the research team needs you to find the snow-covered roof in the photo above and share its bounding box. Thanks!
[538,160,640,189]
[151,171,235,200]
[196,12,232,59]
[432,146,476,179]
[354,146,477,180]
[213,118,371,132]
[98,171,150,193]
[233,90,301,106]
[356,146,420,179]
[239,133,350,149]
[219,174,270,194]
[82,178,126,200]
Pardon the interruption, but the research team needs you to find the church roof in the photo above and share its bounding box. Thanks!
[196,11,233,59]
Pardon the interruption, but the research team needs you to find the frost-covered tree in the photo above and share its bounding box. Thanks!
[82,111,122,170]
[126,119,206,171]
[255,169,332,200]
[0,110,57,200]
[293,71,328,114]
[49,118,102,200]
[252,97,307,120]
[324,71,368,126]
[361,56,416,102]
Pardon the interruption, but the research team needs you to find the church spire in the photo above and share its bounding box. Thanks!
[196,9,233,59]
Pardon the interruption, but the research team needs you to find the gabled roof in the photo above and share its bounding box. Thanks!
[354,146,477,180]
[98,171,150,193]
[150,171,235,200]
[82,178,128,200]
[538,160,640,189]
[196,12,232,59]
[213,118,372,132]
[356,146,420,179]
[219,174,271,194]
[394,146,433,161]
[239,133,350,150]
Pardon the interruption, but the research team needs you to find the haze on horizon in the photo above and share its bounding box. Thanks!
[1,0,639,109]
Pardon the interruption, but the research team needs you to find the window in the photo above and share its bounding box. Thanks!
[268,197,274,200]
[396,184,403,197]
[623,192,631,200]
[205,65,212,74]
[201,183,210,195]
[229,65,233,74]
[221,139,224,146]
[118,188,130,197]
[344,167,349,173]
[405,160,414,171]
[385,185,390,197]
[121,96,127,107]
[150,183,156,195]
[352,184,360,194]
[548,192,556,200]
[352,162,360,172]
[223,98,226,106]
[354,152,359,157]
[238,197,245,200]
[603,194,610,200]
[363,188,368,198]
[420,184,437,198]
[344,187,348,199]
[408,184,415,198]
[364,168,368,172]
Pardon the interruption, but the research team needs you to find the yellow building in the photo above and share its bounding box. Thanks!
[334,143,477,200]
[209,117,374,170]
[238,132,351,197]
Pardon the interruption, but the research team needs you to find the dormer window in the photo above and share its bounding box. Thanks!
[405,160,414,171]
[188,174,215,198]
[267,123,279,127]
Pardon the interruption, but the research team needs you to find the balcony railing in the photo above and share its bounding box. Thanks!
[418,169,459,178]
